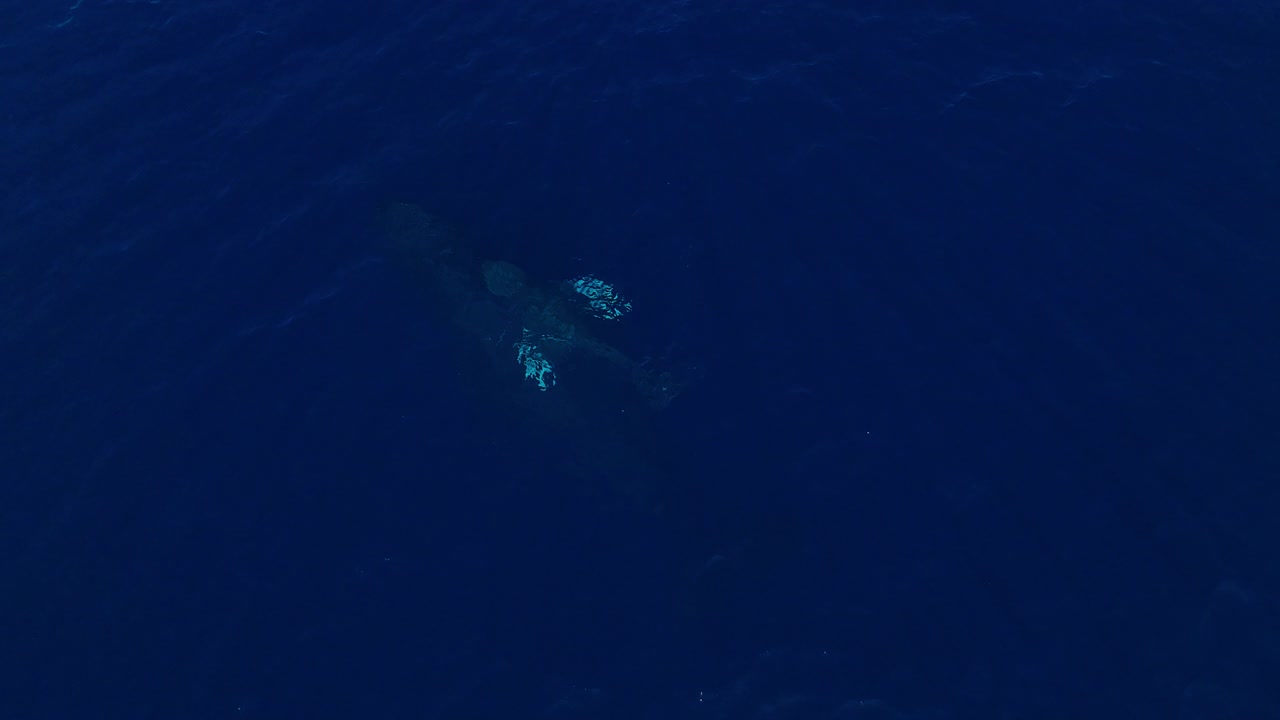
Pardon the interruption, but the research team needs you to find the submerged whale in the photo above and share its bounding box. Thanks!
[379,201,698,512]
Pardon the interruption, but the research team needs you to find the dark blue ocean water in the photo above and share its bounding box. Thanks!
[3,1,1278,718]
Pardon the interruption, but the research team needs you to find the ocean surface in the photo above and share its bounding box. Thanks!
[2,1,1278,718]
